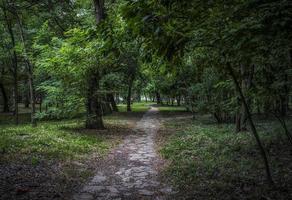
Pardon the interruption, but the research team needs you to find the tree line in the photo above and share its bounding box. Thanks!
[0,0,291,184]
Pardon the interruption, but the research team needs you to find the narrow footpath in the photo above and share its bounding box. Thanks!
[73,106,174,200]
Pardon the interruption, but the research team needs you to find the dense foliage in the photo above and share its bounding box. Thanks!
[0,0,291,193]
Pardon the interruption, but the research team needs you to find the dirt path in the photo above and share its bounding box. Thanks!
[73,106,174,200]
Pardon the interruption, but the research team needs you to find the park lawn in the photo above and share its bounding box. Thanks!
[158,109,292,200]
[117,102,152,112]
[157,105,187,112]
[0,102,153,163]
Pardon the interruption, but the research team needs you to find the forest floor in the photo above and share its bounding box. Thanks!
[157,108,292,200]
[1,103,292,200]
[0,103,148,200]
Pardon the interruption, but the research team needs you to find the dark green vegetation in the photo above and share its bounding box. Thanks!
[0,0,291,199]
[158,107,292,199]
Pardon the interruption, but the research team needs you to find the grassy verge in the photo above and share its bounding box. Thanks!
[158,108,292,199]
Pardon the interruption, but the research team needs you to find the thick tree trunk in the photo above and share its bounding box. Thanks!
[0,82,9,112]
[84,0,106,129]
[93,0,105,23]
[85,72,104,129]
[227,63,273,184]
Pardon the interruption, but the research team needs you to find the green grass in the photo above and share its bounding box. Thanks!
[157,105,187,112]
[0,119,109,162]
[117,102,152,112]
[160,115,292,199]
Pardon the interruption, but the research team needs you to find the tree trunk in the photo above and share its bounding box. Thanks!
[235,112,241,133]
[39,96,42,113]
[127,78,133,112]
[15,10,36,127]
[3,4,18,124]
[273,113,292,146]
[93,0,105,23]
[227,63,273,184]
[108,93,118,112]
[177,95,181,106]
[156,92,161,104]
[85,72,104,129]
[239,64,254,131]
[0,82,9,112]
[84,0,106,129]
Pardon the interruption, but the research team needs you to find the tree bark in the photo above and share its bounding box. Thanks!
[108,93,118,112]
[273,113,292,146]
[239,64,254,131]
[15,10,37,127]
[2,3,18,124]
[156,92,161,104]
[84,0,106,129]
[85,72,104,129]
[0,82,9,112]
[93,0,105,23]
[127,78,133,112]
[177,95,181,106]
[227,63,273,184]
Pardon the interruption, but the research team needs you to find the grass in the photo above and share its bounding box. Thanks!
[0,119,110,163]
[117,102,152,112]
[159,109,292,199]
[0,102,153,163]
[157,105,187,112]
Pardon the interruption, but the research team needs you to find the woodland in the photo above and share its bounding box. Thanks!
[0,0,291,199]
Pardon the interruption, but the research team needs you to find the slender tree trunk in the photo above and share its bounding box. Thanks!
[235,112,241,132]
[127,78,133,112]
[227,63,273,184]
[15,11,36,127]
[109,93,118,112]
[0,82,9,112]
[39,96,42,113]
[239,64,254,131]
[24,81,30,108]
[24,91,30,108]
[177,95,181,106]
[273,113,292,146]
[156,92,161,104]
[3,4,18,124]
